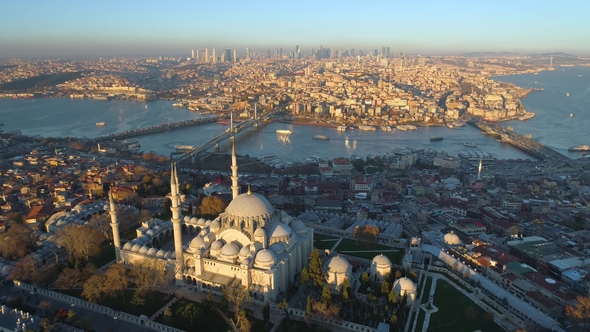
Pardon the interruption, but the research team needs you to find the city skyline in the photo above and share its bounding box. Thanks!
[2,0,590,58]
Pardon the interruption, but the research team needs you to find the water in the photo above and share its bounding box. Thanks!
[492,66,590,157]
[1,67,588,162]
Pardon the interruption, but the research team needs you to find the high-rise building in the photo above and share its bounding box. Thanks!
[191,49,195,59]
[386,47,390,58]
[246,47,250,59]
[195,50,200,61]
[212,48,217,63]
[233,49,237,62]
[267,49,271,58]
[382,47,386,57]
[373,49,378,56]
[350,48,355,57]
[224,49,231,63]
[204,48,209,63]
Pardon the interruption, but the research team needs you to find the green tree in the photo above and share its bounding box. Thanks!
[177,303,202,324]
[262,301,270,321]
[308,249,324,287]
[381,280,390,295]
[300,266,310,284]
[321,285,332,304]
[188,202,193,216]
[388,287,398,304]
[163,307,172,323]
[342,278,350,302]
[207,290,214,303]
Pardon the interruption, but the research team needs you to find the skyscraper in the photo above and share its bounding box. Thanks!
[386,47,390,58]
[382,47,386,56]
[246,47,250,59]
[224,49,231,63]
[191,49,195,59]
[204,48,209,63]
[233,49,237,62]
[373,49,378,56]
[267,49,271,58]
[350,48,355,57]
[212,48,217,63]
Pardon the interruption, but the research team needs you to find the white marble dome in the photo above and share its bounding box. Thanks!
[197,218,207,227]
[327,255,352,274]
[290,219,307,234]
[189,217,198,225]
[156,250,166,258]
[372,254,392,268]
[225,192,274,218]
[138,246,149,255]
[221,243,240,257]
[255,249,276,265]
[131,244,141,252]
[444,230,461,246]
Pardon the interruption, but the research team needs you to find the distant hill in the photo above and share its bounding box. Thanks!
[528,52,578,58]
[461,52,518,57]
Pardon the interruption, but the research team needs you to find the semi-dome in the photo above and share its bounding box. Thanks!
[225,192,274,218]
[444,230,461,246]
[327,255,352,274]
[211,240,224,251]
[255,249,276,265]
[270,223,292,239]
[393,277,416,293]
[269,242,286,254]
[290,219,307,234]
[189,236,205,249]
[372,254,392,267]
[254,228,266,237]
[221,243,240,257]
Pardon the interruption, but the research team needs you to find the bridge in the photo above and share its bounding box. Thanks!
[94,116,221,142]
[467,118,570,162]
[174,107,284,163]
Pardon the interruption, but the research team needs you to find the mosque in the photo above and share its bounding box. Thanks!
[108,138,313,302]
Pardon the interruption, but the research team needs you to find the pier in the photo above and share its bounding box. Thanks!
[175,107,283,163]
[467,118,570,162]
[94,116,221,142]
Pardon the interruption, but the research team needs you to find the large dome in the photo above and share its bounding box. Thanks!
[327,255,352,274]
[221,243,240,257]
[444,230,461,246]
[255,249,276,265]
[372,254,392,268]
[225,192,274,218]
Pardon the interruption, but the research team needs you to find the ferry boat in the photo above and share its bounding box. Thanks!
[463,142,477,147]
[396,125,408,131]
[337,126,347,131]
[313,135,330,140]
[430,137,443,142]
[276,129,293,135]
[452,121,466,127]
[175,145,195,151]
[446,123,454,129]
[358,125,376,131]
[569,145,590,152]
[95,122,106,126]
[217,119,231,125]
[257,154,277,162]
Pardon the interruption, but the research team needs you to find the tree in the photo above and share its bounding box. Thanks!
[322,285,332,304]
[163,307,172,323]
[342,278,350,302]
[390,314,398,324]
[187,202,193,216]
[0,223,36,260]
[58,224,104,266]
[381,280,390,295]
[198,196,228,218]
[300,266,310,284]
[81,274,107,303]
[305,296,312,315]
[278,298,290,322]
[54,267,89,290]
[103,264,129,299]
[361,272,369,284]
[131,260,171,296]
[353,225,379,245]
[223,285,252,313]
[177,303,202,324]
[394,270,402,280]
[232,308,252,332]
[308,249,325,287]
[37,301,52,317]
[388,287,398,304]
[565,295,590,330]
[7,255,38,282]
[138,209,151,224]
[311,301,341,318]
[262,301,270,321]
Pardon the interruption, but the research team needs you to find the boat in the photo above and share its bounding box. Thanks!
[452,121,466,127]
[446,123,454,129]
[566,93,570,97]
[348,126,354,130]
[463,142,477,147]
[96,122,106,126]
[217,119,231,125]
[276,129,293,135]
[175,145,195,151]
[257,154,277,161]
[570,113,574,117]
[358,125,376,131]
[430,137,443,142]
[337,126,347,132]
[313,135,330,140]
[568,145,590,152]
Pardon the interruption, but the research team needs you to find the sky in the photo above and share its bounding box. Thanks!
[1,0,590,58]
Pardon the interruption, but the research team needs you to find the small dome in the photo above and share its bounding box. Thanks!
[156,250,166,258]
[444,230,461,246]
[307,213,319,222]
[210,220,221,231]
[189,237,205,249]
[190,217,198,224]
[138,246,149,255]
[211,240,223,251]
[290,219,307,234]
[239,246,250,257]
[123,242,132,250]
[147,247,157,256]
[131,244,141,252]
[255,249,276,265]
[254,228,266,237]
[165,251,174,258]
[270,223,292,239]
[225,192,274,218]
[327,255,352,274]
[204,220,211,227]
[184,216,191,223]
[269,242,285,254]
[221,243,240,257]
[372,254,392,267]
[393,277,416,293]
[197,218,207,226]
[146,229,155,236]
[103,204,110,210]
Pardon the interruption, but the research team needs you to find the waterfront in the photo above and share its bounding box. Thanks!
[1,67,588,162]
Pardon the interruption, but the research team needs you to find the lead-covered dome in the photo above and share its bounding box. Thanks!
[372,254,392,268]
[443,230,461,246]
[290,219,307,234]
[221,242,240,257]
[255,249,276,266]
[393,277,416,293]
[225,192,274,218]
[327,255,352,274]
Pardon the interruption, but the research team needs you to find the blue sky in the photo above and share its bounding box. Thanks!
[1,0,589,58]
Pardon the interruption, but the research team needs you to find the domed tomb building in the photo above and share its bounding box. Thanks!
[392,277,417,305]
[114,138,313,302]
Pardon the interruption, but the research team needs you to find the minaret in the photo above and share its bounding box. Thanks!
[170,162,184,282]
[477,158,483,180]
[108,190,121,262]
[230,111,234,133]
[231,136,240,199]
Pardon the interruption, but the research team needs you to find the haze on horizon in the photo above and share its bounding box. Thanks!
[2,0,589,59]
